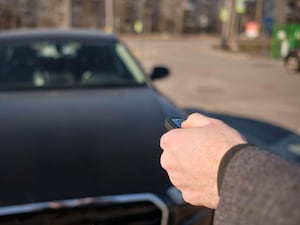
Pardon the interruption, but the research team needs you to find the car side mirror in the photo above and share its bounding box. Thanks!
[150,66,170,80]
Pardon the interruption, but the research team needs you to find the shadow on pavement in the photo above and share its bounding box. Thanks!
[184,108,300,165]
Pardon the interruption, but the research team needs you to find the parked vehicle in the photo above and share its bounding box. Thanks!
[284,48,300,73]
[0,30,213,225]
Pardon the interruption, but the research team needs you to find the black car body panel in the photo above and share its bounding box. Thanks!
[0,29,119,44]
[0,87,181,207]
[0,30,213,225]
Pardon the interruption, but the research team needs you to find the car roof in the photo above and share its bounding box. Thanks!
[0,29,119,43]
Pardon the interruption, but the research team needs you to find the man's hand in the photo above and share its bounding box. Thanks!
[160,113,246,209]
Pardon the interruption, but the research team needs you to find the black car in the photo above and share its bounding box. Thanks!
[284,48,300,73]
[0,30,213,224]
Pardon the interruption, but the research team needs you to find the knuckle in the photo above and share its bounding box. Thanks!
[160,133,169,149]
[160,130,177,149]
[160,153,167,169]
[160,152,171,170]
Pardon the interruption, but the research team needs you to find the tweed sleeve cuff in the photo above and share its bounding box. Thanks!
[217,144,252,195]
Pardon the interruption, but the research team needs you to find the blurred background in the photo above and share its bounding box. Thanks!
[0,0,300,134]
[1,0,300,59]
[0,1,298,32]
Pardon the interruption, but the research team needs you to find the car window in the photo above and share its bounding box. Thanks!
[0,40,146,88]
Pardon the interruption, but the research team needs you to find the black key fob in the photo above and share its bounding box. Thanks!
[165,117,184,130]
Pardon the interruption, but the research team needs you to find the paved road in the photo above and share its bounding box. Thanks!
[122,35,300,134]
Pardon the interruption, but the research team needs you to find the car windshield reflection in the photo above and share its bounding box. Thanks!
[0,41,146,89]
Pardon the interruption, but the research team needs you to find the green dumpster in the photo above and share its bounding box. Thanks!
[271,23,300,59]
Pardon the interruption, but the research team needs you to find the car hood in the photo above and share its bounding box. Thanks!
[0,87,174,207]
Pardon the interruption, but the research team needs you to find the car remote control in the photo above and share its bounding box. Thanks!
[165,117,184,130]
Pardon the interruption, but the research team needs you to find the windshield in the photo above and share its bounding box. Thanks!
[0,40,146,88]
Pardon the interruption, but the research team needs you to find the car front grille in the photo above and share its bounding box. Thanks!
[0,194,169,225]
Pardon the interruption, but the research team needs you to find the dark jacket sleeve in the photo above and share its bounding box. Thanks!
[214,144,300,225]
